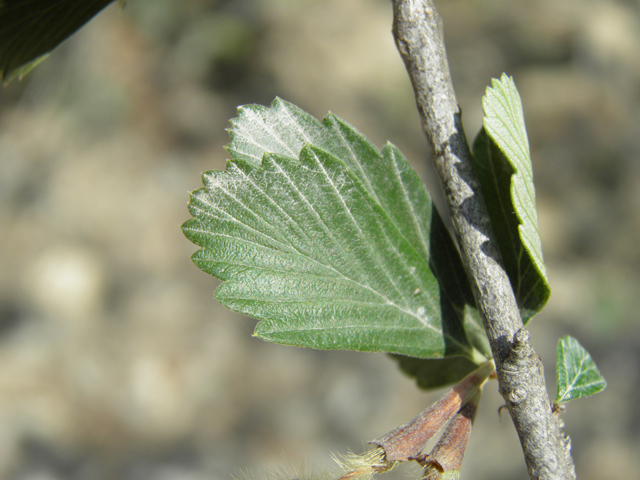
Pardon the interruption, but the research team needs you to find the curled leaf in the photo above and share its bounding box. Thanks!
[473,74,551,322]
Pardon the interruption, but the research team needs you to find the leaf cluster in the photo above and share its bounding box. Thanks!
[0,0,605,400]
[182,75,566,389]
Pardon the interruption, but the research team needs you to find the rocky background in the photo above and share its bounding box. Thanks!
[1,0,638,479]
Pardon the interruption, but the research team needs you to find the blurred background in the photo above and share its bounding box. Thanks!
[0,0,638,479]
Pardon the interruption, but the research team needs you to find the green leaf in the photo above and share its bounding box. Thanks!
[0,0,115,82]
[184,99,488,364]
[555,335,606,405]
[461,304,491,359]
[227,99,483,340]
[226,100,443,276]
[390,306,490,390]
[472,74,551,322]
[390,354,480,390]
[185,148,455,358]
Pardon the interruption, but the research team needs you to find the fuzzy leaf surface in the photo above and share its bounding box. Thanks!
[555,335,606,404]
[227,99,480,339]
[184,99,486,363]
[473,74,551,322]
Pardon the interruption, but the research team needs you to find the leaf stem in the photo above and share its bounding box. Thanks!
[390,1,574,479]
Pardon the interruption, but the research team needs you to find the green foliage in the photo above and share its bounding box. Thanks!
[555,335,607,405]
[183,75,559,388]
[391,354,479,390]
[0,0,115,82]
[183,99,488,365]
[472,74,551,322]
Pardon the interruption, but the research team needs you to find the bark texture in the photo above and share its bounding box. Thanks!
[390,1,575,479]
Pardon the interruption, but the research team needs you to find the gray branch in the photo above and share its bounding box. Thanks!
[390,1,575,479]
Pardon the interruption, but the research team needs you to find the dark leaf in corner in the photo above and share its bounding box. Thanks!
[0,0,115,82]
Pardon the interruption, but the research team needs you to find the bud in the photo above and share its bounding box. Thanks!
[421,390,481,480]
[372,361,493,462]
[334,446,394,480]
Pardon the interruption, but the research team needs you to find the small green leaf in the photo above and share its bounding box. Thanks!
[473,74,551,322]
[0,0,115,82]
[184,99,488,365]
[555,335,606,404]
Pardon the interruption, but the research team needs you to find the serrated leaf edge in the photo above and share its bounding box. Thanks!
[555,335,607,404]
[482,74,548,282]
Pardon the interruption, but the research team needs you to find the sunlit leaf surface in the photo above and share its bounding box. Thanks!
[556,335,606,404]
[473,74,551,322]
[184,99,488,365]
